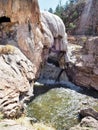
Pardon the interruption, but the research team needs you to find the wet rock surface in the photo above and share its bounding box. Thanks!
[39,63,68,82]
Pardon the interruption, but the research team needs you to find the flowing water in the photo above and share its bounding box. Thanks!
[27,82,98,130]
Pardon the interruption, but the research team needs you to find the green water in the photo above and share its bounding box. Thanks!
[27,86,98,130]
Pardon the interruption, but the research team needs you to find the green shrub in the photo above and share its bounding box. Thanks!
[72,11,78,18]
[69,22,76,29]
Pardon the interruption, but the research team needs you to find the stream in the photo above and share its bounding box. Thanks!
[27,81,98,130]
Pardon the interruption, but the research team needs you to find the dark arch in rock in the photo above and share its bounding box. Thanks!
[0,16,11,24]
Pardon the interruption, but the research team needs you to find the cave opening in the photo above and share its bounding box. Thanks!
[0,16,11,24]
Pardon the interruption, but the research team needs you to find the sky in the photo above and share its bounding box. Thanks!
[38,0,68,11]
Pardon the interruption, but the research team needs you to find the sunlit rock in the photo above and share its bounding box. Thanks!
[0,46,36,118]
[41,11,68,51]
[66,36,98,90]
[0,1,68,118]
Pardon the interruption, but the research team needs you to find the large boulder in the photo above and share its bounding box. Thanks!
[70,116,98,130]
[79,108,98,120]
[0,46,37,118]
[66,36,98,90]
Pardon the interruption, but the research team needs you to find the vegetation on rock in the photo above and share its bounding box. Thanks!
[51,0,98,35]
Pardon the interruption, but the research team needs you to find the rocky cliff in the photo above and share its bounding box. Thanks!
[64,0,98,90]
[0,0,40,24]
[76,0,98,35]
[66,36,98,90]
[0,0,43,118]
[63,0,98,35]
[0,0,67,118]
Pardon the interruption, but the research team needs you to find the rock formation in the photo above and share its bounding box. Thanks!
[76,0,98,35]
[0,46,36,118]
[70,116,98,130]
[0,0,43,77]
[0,0,43,118]
[41,11,67,51]
[70,108,98,130]
[39,11,68,82]
[66,36,98,90]
[62,0,98,35]
[0,0,40,24]
[79,108,98,120]
[0,1,67,118]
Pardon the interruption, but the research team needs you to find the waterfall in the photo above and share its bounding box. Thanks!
[77,0,93,34]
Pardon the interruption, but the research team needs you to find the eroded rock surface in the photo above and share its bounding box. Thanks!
[0,46,37,118]
[39,11,68,82]
[0,0,40,24]
[66,36,98,90]
[41,11,67,51]
[0,0,67,118]
[0,0,44,118]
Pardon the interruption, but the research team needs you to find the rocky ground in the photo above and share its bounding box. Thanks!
[0,117,55,130]
[70,116,98,130]
[70,108,98,130]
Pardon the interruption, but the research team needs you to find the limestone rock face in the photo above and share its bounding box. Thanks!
[41,11,67,51]
[63,0,98,35]
[0,1,68,118]
[0,0,43,118]
[0,0,40,24]
[0,0,43,78]
[0,46,36,118]
[39,11,68,82]
[66,36,98,90]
